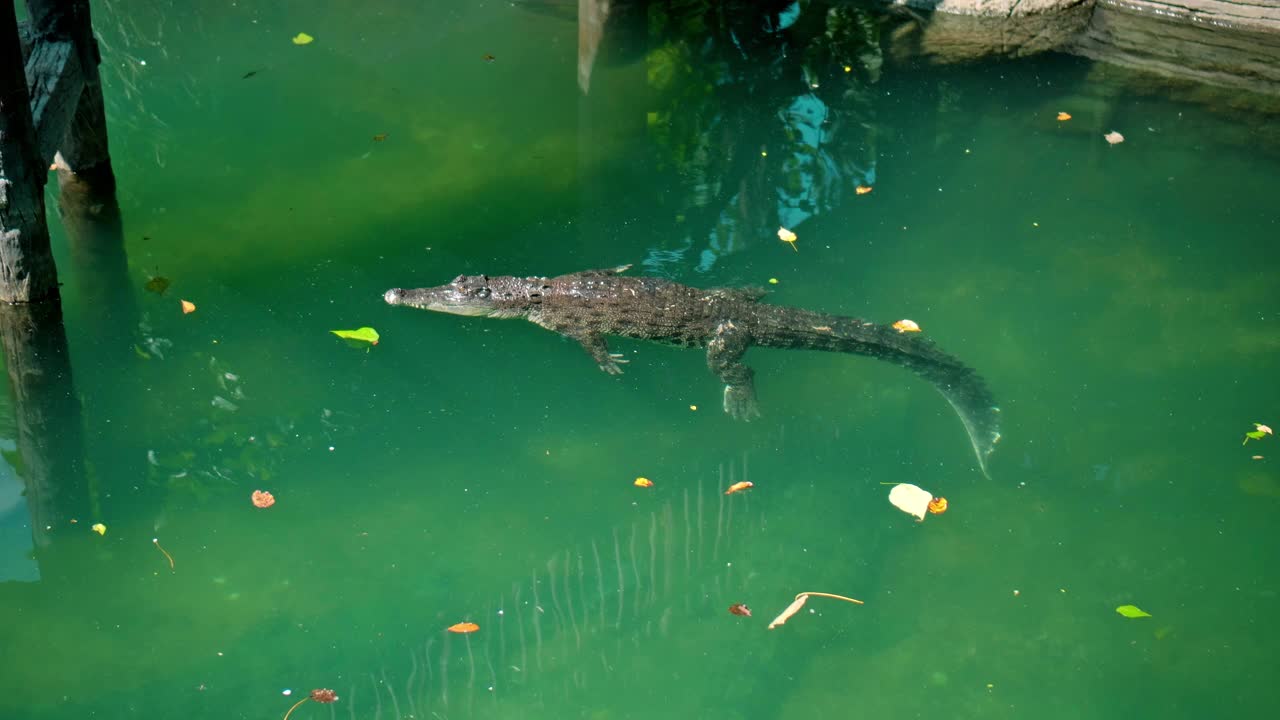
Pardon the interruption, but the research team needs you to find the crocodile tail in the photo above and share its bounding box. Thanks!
[835,320,1001,476]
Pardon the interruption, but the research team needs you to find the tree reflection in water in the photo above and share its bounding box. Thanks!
[636,1,883,273]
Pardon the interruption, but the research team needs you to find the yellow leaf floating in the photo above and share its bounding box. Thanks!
[634,477,654,488]
[292,32,314,45]
[776,227,798,251]
[1116,604,1152,618]
[91,523,106,536]
[892,319,922,333]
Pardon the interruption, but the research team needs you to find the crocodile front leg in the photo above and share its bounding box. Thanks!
[707,320,760,420]
[571,331,629,375]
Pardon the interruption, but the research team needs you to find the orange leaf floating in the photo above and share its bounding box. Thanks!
[181,299,196,314]
[282,689,339,720]
[310,689,338,703]
[725,481,753,495]
[447,622,480,634]
[1057,112,1071,121]
[728,603,752,617]
[251,489,275,508]
[892,319,921,333]
[634,477,654,488]
[927,496,948,515]
[855,185,873,195]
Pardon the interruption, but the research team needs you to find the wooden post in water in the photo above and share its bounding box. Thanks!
[28,0,116,185]
[0,0,110,553]
[2,0,117,304]
[0,0,59,303]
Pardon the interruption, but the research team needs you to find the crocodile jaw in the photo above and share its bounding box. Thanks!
[383,287,495,317]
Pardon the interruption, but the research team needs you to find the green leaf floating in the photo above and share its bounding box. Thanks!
[1243,423,1273,445]
[1116,604,1152,619]
[331,327,380,345]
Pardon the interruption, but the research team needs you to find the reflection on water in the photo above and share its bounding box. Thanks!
[348,460,777,719]
[639,1,881,274]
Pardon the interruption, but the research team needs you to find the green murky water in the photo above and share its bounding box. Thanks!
[3,2,1279,719]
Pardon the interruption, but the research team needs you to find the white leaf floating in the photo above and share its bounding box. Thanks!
[767,591,865,630]
[888,483,934,521]
[767,594,810,629]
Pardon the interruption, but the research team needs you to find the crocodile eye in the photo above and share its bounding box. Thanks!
[474,288,491,299]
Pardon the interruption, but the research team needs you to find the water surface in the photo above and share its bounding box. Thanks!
[2,2,1279,719]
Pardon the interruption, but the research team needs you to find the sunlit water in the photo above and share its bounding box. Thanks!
[2,2,1279,719]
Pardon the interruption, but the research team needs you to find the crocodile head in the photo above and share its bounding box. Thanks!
[384,274,535,319]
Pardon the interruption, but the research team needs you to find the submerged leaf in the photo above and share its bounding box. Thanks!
[447,622,479,633]
[181,300,196,314]
[292,32,314,45]
[145,276,171,295]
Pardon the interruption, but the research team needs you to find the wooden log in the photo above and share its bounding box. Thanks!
[0,0,60,303]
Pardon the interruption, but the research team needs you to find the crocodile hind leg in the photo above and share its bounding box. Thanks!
[570,331,629,375]
[707,321,760,420]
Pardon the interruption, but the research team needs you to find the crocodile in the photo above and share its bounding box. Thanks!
[384,265,1001,474]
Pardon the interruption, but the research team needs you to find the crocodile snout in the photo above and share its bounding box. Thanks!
[383,288,403,305]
